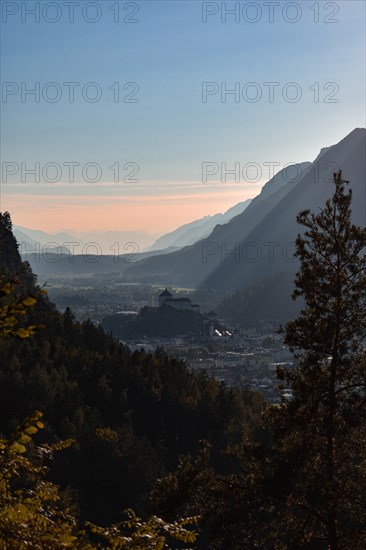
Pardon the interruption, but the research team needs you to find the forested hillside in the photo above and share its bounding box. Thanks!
[0,211,265,528]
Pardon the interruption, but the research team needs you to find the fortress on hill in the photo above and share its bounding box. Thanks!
[158,288,201,313]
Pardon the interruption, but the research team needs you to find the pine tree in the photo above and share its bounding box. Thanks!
[271,171,366,548]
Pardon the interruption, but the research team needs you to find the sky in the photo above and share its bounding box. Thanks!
[1,0,365,239]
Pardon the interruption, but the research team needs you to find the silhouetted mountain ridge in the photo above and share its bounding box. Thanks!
[147,199,252,251]
[124,128,366,323]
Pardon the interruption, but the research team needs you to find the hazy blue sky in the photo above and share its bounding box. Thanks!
[1,0,365,234]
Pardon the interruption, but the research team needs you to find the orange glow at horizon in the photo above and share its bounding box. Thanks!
[3,187,261,234]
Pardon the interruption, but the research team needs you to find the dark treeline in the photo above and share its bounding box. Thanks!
[0,211,265,530]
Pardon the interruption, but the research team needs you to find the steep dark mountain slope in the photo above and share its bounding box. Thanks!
[123,128,365,323]
[216,129,366,323]
[147,199,252,252]
[124,162,314,286]
[204,128,365,292]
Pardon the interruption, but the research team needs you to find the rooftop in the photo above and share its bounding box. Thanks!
[165,297,192,303]
[159,288,173,297]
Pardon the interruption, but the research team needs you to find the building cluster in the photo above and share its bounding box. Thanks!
[158,288,232,339]
[122,334,293,403]
[158,288,200,312]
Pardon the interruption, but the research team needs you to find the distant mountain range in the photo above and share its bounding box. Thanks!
[124,128,366,323]
[15,200,252,275]
[13,227,75,256]
[14,128,366,326]
[15,200,256,259]
[146,199,252,252]
[122,160,315,286]
[13,227,159,256]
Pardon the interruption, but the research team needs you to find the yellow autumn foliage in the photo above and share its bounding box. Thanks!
[0,412,199,549]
